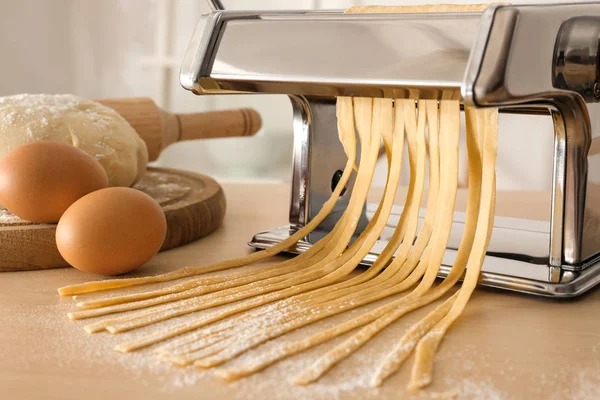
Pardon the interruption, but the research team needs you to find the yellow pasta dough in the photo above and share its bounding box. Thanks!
[58,4,500,394]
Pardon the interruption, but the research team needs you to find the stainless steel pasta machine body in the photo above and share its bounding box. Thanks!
[181,3,600,297]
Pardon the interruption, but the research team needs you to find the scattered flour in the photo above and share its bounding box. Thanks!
[0,207,25,224]
[432,377,506,400]
[547,360,600,400]
[5,278,599,399]
[134,171,191,205]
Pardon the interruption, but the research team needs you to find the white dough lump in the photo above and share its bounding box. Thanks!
[0,94,148,187]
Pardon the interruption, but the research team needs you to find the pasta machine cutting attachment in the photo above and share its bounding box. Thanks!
[181,2,600,297]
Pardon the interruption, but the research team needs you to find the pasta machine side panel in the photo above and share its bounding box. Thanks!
[468,3,600,267]
[288,97,368,242]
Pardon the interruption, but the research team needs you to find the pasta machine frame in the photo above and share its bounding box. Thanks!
[181,2,600,297]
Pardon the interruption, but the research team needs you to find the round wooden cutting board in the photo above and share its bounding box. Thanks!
[0,167,226,272]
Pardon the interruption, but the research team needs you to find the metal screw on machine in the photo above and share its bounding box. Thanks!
[331,170,347,196]
[553,16,600,102]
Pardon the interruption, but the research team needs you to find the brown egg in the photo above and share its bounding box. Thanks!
[0,142,108,223]
[56,187,166,275]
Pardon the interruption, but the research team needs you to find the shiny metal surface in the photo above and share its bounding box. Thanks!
[207,0,225,11]
[553,17,600,102]
[287,96,311,228]
[549,110,566,268]
[181,3,600,297]
[464,3,600,265]
[181,10,482,99]
[248,215,600,298]
[288,98,368,242]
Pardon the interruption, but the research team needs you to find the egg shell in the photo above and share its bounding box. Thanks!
[0,141,109,223]
[56,187,166,275]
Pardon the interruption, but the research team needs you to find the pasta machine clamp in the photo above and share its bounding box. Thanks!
[181,2,600,297]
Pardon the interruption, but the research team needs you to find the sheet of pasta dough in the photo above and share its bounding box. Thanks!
[346,4,490,13]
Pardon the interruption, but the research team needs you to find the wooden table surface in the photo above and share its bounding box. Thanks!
[1,183,599,400]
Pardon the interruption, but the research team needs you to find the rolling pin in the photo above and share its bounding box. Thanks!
[97,98,262,161]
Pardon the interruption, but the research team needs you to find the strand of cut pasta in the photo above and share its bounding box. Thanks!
[319,107,493,392]
[277,3,492,390]
[73,97,369,310]
[118,101,460,361]
[151,99,414,365]
[213,99,441,381]
[110,97,384,351]
[153,102,410,358]
[79,189,382,327]
[293,102,475,385]
[380,110,495,393]
[153,100,439,369]
[75,144,365,312]
[152,101,406,357]
[75,101,408,376]
[81,99,389,336]
[369,106,486,387]
[407,107,498,392]
[229,100,467,385]
[299,10,492,394]
[367,99,440,287]
[282,100,435,311]
[75,95,399,319]
[162,99,432,365]
[79,97,381,333]
[74,242,336,319]
[115,99,422,356]
[73,232,344,321]
[125,99,421,358]
[149,99,419,359]
[70,99,389,323]
[74,99,385,324]
[73,175,358,317]
[74,224,347,320]
[57,97,360,297]
[291,100,460,384]
[59,44,499,395]
[75,235,345,310]
[290,99,438,306]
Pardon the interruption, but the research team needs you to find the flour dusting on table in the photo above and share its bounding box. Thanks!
[134,171,192,205]
[5,273,599,399]
[0,207,24,224]
[4,295,509,400]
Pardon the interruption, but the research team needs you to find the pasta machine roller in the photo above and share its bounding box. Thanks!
[181,2,600,297]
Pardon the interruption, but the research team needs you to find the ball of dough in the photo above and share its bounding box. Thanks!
[0,94,148,187]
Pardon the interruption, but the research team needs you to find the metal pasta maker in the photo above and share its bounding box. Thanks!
[181,2,600,297]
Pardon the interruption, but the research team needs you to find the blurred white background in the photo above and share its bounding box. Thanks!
[0,0,570,189]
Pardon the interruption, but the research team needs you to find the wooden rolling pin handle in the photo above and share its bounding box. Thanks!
[176,108,262,141]
[98,98,262,161]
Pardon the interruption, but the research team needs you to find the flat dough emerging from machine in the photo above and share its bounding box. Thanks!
[57,3,499,394]
[346,4,491,13]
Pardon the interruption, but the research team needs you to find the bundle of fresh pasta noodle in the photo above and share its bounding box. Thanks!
[58,4,498,392]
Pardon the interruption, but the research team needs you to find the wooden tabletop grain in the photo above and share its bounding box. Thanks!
[1,184,598,400]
